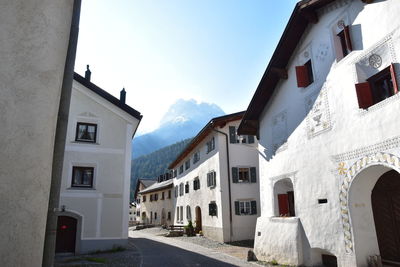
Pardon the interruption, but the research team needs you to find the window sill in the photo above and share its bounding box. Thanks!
[358,92,400,116]
[68,187,96,190]
[71,141,100,145]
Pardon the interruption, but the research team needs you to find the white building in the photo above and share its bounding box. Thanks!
[169,112,260,243]
[133,179,157,223]
[57,70,142,254]
[137,176,174,226]
[238,0,400,266]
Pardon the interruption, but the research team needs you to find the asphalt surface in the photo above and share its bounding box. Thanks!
[129,237,238,267]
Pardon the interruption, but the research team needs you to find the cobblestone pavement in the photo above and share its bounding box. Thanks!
[54,245,141,267]
[129,227,258,267]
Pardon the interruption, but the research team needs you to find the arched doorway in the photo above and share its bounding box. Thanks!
[195,206,202,233]
[372,170,400,263]
[273,178,295,217]
[56,216,77,253]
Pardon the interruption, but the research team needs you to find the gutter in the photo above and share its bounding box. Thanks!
[42,1,81,266]
[211,125,233,242]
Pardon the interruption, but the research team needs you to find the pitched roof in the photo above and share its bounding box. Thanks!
[133,179,157,200]
[138,179,173,194]
[238,0,337,135]
[168,111,245,169]
[74,72,143,121]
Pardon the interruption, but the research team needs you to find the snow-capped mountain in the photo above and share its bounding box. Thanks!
[131,99,225,158]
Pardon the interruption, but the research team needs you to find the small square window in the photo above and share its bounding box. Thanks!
[75,122,97,143]
[208,202,217,216]
[71,166,94,188]
[238,168,250,182]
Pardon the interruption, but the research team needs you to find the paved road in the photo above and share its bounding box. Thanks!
[129,230,257,267]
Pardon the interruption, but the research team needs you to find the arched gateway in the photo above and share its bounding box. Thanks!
[341,152,400,266]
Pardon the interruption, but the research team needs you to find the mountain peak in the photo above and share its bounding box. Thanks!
[160,98,225,126]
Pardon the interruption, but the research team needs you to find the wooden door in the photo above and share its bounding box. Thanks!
[56,216,77,253]
[195,207,202,232]
[372,170,400,263]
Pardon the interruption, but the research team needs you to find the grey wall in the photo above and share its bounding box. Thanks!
[0,1,74,266]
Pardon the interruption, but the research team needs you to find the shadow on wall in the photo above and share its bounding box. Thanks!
[262,7,366,161]
[128,237,236,266]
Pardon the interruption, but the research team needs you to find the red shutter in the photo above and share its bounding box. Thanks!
[355,82,373,109]
[295,65,310,87]
[278,194,289,216]
[390,63,398,94]
[344,25,353,52]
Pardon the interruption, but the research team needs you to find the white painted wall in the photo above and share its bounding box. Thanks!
[0,1,74,266]
[59,80,139,252]
[172,119,260,242]
[255,0,400,266]
[138,187,174,225]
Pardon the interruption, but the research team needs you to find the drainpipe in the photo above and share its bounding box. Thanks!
[42,1,81,266]
[211,126,233,242]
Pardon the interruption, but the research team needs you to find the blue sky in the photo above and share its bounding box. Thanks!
[75,0,298,134]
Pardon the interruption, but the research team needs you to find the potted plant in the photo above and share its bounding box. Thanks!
[184,221,195,236]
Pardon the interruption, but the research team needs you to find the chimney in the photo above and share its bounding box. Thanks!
[120,88,126,104]
[85,65,91,81]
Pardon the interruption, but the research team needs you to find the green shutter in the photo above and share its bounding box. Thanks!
[248,135,255,144]
[229,126,236,144]
[251,201,257,215]
[232,167,239,183]
[250,167,257,183]
[235,201,240,215]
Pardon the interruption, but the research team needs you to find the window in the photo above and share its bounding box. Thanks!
[154,193,158,201]
[179,165,184,174]
[179,183,184,196]
[186,205,192,221]
[150,194,153,202]
[168,190,171,199]
[208,202,217,216]
[355,64,398,109]
[154,212,157,220]
[207,171,216,188]
[193,177,200,190]
[206,137,215,153]
[71,166,94,188]
[193,151,200,164]
[142,195,146,202]
[185,182,189,193]
[180,206,184,221]
[167,212,171,220]
[185,160,190,170]
[174,186,178,198]
[176,207,179,221]
[229,126,239,143]
[232,167,257,183]
[239,135,255,144]
[173,169,177,178]
[161,192,165,200]
[235,200,257,215]
[295,59,314,88]
[75,122,97,143]
[337,25,352,58]
[136,198,140,204]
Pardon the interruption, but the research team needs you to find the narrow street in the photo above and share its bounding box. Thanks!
[129,228,258,267]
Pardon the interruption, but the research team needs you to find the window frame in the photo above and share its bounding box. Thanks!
[208,202,217,217]
[207,171,217,188]
[185,159,190,170]
[193,177,200,190]
[193,151,200,164]
[295,59,314,88]
[75,122,97,143]
[71,166,94,188]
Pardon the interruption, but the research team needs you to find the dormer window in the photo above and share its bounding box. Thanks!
[75,122,97,143]
[355,63,398,109]
[295,60,314,88]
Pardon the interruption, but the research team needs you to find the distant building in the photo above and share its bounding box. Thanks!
[137,176,174,225]
[56,69,142,254]
[133,179,157,223]
[169,112,260,243]
[239,0,400,266]
[129,203,136,224]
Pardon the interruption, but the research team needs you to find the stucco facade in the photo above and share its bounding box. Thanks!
[58,73,141,253]
[0,1,76,266]
[138,179,174,225]
[239,0,400,266]
[170,113,260,243]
